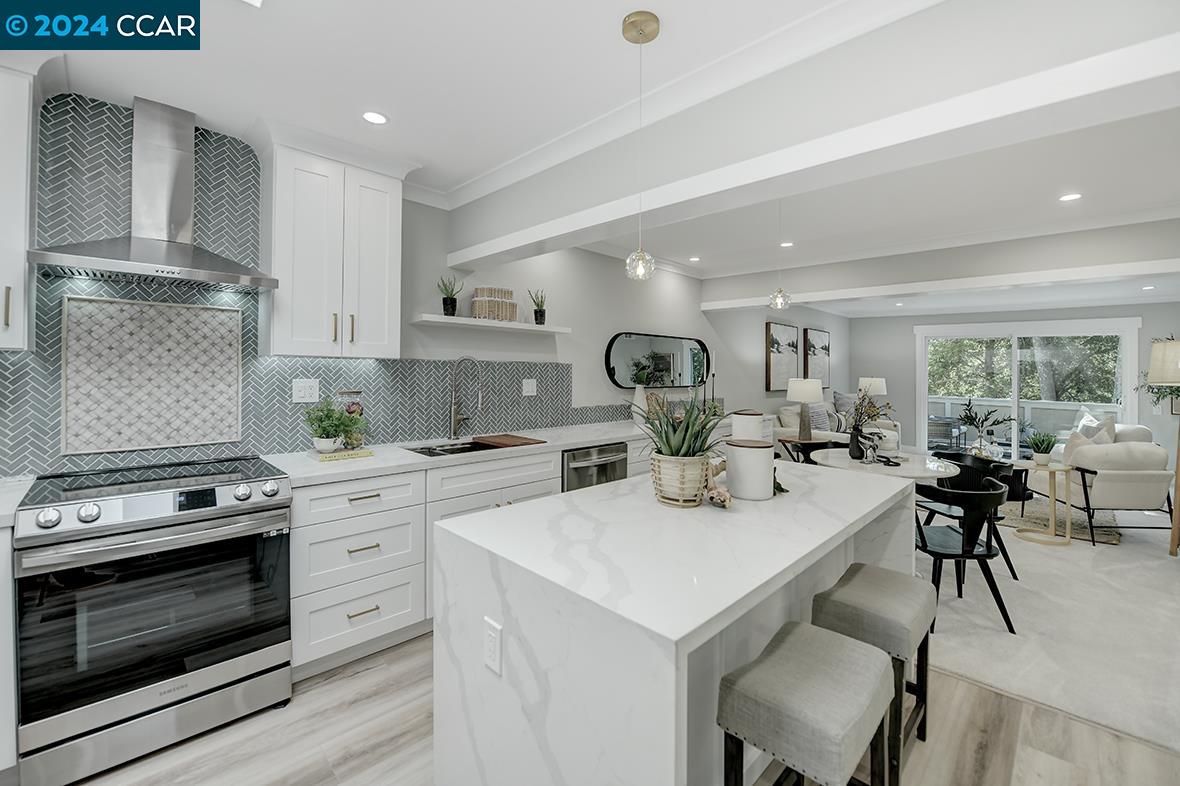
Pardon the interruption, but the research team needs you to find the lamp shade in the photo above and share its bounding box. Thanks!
[857,377,888,396]
[786,378,824,404]
[1147,340,1180,386]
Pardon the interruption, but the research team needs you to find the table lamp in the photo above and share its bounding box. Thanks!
[1147,339,1180,557]
[857,377,888,397]
[787,378,824,442]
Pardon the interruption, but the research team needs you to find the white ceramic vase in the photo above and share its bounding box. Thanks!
[1033,452,1051,466]
[313,436,344,454]
[725,439,774,500]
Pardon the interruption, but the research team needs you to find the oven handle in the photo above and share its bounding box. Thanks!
[566,453,627,469]
[16,510,290,577]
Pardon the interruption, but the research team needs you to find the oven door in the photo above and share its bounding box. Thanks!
[14,509,291,753]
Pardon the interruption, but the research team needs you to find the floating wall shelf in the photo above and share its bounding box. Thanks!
[410,314,571,335]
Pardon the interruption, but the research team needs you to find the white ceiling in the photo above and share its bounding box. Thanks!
[584,108,1180,278]
[7,0,936,201]
[810,271,1180,318]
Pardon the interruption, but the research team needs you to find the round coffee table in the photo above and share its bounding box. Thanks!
[810,449,960,481]
[1011,460,1073,546]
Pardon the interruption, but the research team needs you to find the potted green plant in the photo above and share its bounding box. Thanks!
[1027,432,1057,466]
[528,288,546,325]
[632,385,726,507]
[438,275,463,317]
[957,399,1010,453]
[304,398,368,453]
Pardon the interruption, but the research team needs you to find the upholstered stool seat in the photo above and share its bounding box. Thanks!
[813,563,937,786]
[717,621,892,786]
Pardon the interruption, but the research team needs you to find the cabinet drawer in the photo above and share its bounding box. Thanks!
[426,453,560,501]
[501,477,562,505]
[291,506,425,597]
[292,471,425,527]
[291,565,425,666]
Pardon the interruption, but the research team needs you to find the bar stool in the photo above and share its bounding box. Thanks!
[812,563,936,786]
[717,621,892,786]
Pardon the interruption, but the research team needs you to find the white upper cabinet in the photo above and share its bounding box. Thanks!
[263,146,402,359]
[0,68,32,352]
[342,166,402,358]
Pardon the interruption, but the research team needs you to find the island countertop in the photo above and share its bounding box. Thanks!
[436,460,911,650]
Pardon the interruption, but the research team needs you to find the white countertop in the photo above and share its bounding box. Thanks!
[437,460,911,646]
[0,476,34,530]
[263,420,658,487]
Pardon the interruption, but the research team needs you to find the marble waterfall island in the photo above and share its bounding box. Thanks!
[433,461,915,786]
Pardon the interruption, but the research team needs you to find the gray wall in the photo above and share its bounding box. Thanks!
[849,303,1180,465]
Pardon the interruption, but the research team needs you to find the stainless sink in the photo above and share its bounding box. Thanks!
[406,441,503,458]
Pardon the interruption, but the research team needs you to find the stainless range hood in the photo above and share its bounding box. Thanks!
[29,97,277,290]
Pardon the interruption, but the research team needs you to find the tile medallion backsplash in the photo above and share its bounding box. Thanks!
[62,297,243,454]
[0,92,630,477]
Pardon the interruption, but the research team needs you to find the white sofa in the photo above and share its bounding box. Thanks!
[774,401,901,456]
[1027,423,1174,545]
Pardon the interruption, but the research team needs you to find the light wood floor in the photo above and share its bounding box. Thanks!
[84,633,1179,786]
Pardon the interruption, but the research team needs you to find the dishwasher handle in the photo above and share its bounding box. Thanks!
[566,453,627,469]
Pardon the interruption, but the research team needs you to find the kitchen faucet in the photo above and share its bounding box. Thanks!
[450,356,484,439]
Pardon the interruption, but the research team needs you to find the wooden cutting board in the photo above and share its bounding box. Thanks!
[472,433,547,448]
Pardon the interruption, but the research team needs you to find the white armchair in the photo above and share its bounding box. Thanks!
[1027,423,1174,545]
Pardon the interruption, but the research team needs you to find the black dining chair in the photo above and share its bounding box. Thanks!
[916,477,1016,634]
[918,451,1019,582]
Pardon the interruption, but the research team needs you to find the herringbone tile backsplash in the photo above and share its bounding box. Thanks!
[0,94,628,477]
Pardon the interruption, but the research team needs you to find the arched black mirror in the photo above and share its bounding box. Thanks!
[605,332,710,389]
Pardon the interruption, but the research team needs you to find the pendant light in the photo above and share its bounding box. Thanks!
[769,199,791,309]
[623,11,659,281]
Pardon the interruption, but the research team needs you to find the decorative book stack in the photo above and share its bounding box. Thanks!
[471,286,518,322]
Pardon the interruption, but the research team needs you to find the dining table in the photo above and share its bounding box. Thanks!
[810,448,961,482]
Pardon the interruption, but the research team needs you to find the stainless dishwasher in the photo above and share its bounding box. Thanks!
[562,442,629,491]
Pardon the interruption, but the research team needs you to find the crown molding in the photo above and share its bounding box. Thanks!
[403,182,451,210]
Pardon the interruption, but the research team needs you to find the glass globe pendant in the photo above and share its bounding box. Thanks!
[626,249,654,280]
[769,287,790,310]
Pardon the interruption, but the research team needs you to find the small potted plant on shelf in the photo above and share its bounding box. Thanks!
[528,288,547,325]
[632,384,726,507]
[438,275,463,317]
[1027,432,1057,466]
[304,398,368,453]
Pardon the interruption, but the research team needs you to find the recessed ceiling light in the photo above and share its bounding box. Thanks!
[779,241,794,248]
[895,302,904,307]
[688,257,700,262]
[362,111,388,125]
[1058,193,1082,202]
[1142,285,1156,291]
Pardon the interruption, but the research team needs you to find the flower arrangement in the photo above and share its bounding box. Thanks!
[849,389,894,430]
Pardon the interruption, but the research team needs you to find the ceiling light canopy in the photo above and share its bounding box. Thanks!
[362,111,387,125]
[1058,192,1082,202]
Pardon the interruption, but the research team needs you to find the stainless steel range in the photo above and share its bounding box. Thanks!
[13,456,293,786]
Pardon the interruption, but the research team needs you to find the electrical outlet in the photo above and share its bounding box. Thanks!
[483,616,502,675]
[292,379,319,403]
[522,378,537,397]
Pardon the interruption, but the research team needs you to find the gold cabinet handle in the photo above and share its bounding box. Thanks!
[346,542,381,555]
[505,500,513,505]
[347,493,381,504]
[2,286,10,328]
[493,503,501,508]
[349,314,356,343]
[332,312,339,342]
[346,604,381,621]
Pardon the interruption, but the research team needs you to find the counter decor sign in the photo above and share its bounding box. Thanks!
[2,1,199,49]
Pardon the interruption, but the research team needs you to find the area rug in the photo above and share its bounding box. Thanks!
[997,498,1121,545]
[920,512,1180,754]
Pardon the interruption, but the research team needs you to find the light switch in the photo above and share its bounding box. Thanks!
[522,378,537,397]
[484,616,503,675]
[292,379,319,403]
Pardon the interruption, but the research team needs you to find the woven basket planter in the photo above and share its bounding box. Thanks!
[650,453,710,508]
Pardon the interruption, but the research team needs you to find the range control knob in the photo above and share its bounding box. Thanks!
[233,484,253,501]
[260,480,280,498]
[35,508,62,529]
[77,502,101,523]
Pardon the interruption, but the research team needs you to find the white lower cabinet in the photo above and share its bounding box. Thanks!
[425,477,561,618]
[292,564,425,666]
[291,506,425,596]
[291,470,425,527]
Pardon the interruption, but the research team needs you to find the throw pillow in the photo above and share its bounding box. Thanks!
[1072,406,1096,431]
[833,390,858,414]
[1080,416,1116,445]
[778,404,801,430]
[808,404,831,432]
[1062,431,1093,466]
[831,410,849,433]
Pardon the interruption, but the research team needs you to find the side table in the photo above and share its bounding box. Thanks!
[1012,460,1073,546]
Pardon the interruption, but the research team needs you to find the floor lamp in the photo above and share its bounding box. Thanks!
[1148,339,1180,557]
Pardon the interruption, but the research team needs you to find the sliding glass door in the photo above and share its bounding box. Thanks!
[918,319,1140,456]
